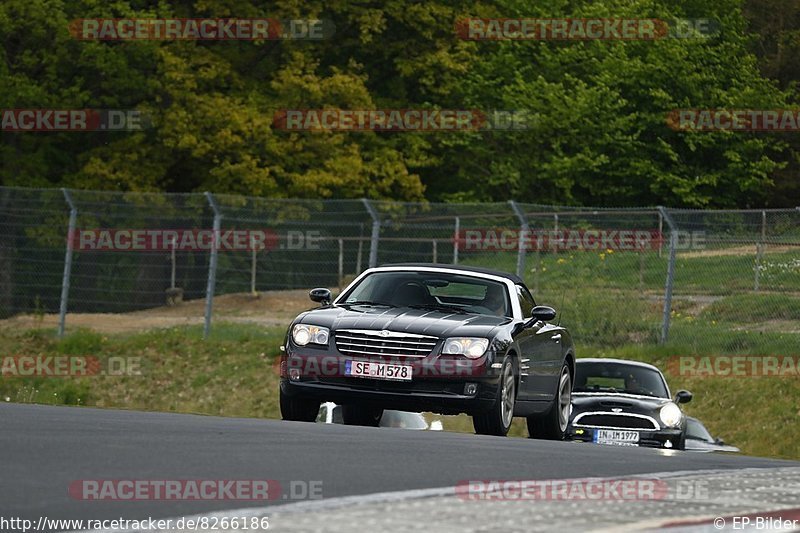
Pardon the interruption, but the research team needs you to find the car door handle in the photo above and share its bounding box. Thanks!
[551,334,561,342]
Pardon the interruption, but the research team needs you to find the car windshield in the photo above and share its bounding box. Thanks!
[574,362,669,398]
[338,271,511,317]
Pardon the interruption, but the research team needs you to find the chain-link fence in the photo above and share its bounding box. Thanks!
[1,186,798,349]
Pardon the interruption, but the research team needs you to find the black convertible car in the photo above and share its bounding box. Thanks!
[567,358,693,449]
[279,264,575,438]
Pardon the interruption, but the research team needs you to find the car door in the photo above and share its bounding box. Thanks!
[536,320,566,400]
[513,285,559,402]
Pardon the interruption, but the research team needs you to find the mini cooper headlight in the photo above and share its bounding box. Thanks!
[442,338,489,359]
[659,402,683,428]
[292,324,329,346]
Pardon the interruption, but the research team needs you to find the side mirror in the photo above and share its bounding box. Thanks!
[674,390,693,404]
[309,287,331,305]
[531,305,557,322]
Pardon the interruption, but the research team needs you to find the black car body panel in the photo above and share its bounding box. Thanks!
[684,416,740,453]
[280,264,575,418]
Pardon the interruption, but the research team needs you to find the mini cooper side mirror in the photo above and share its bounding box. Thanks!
[674,390,693,404]
[309,287,332,305]
[530,305,557,322]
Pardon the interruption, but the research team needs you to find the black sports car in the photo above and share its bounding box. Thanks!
[567,358,692,449]
[279,263,575,438]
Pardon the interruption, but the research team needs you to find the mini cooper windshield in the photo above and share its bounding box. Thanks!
[338,271,511,318]
[574,361,669,398]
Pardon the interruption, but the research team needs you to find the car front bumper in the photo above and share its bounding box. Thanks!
[282,376,501,415]
[279,347,506,415]
[567,426,684,449]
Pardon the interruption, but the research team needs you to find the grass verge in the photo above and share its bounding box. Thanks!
[1,319,797,460]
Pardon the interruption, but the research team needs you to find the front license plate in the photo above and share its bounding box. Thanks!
[345,360,412,382]
[593,429,640,446]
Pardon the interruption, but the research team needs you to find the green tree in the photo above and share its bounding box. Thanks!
[0,0,795,207]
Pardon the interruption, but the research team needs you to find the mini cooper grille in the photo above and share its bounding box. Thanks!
[335,330,438,358]
[575,414,659,430]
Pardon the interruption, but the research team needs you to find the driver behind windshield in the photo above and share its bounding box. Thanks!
[390,282,433,307]
[481,284,509,317]
[625,374,647,396]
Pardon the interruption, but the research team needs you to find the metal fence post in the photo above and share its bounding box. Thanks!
[250,235,257,296]
[658,206,678,344]
[356,223,364,273]
[361,198,380,268]
[57,188,77,338]
[453,216,460,265]
[170,237,177,290]
[657,211,663,258]
[754,210,766,291]
[204,192,222,339]
[338,238,344,289]
[509,201,529,278]
[552,213,559,255]
[754,243,763,291]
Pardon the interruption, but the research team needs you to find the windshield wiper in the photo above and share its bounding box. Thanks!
[340,300,395,308]
[408,303,467,314]
[574,386,662,398]
[575,386,620,393]
[620,390,661,398]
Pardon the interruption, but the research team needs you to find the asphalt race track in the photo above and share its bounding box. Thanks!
[1,403,797,532]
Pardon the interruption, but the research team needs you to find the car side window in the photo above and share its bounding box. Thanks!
[516,285,535,317]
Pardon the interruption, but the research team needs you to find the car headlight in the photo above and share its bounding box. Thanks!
[442,337,489,359]
[659,402,683,428]
[292,324,329,346]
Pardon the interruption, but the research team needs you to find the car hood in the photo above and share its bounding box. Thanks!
[571,392,671,415]
[296,305,512,338]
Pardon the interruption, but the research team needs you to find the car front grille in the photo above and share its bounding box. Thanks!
[573,413,659,430]
[335,329,438,358]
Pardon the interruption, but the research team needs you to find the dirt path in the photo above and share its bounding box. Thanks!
[0,290,318,334]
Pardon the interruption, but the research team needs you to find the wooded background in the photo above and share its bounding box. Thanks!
[1,0,798,207]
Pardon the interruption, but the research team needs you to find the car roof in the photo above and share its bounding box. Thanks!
[576,358,662,373]
[378,263,525,285]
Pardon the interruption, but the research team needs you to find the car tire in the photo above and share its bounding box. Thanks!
[280,388,320,422]
[473,357,516,436]
[341,404,383,426]
[527,362,572,440]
